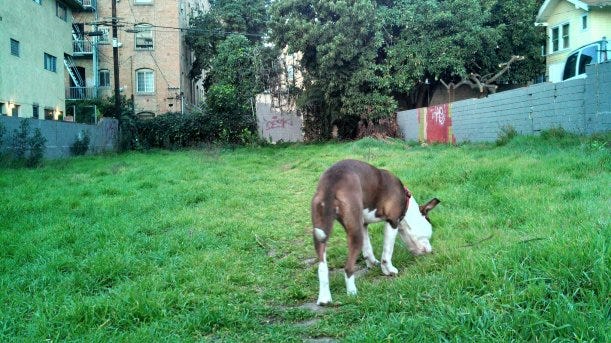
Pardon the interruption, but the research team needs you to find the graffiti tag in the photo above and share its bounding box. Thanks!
[265,115,293,131]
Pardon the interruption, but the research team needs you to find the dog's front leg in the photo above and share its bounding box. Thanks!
[380,223,399,276]
[362,224,380,268]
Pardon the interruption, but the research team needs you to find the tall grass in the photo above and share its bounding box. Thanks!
[0,133,609,341]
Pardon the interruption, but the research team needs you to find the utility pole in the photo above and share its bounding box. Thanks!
[111,0,121,121]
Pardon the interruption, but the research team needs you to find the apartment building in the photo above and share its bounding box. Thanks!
[70,0,209,117]
[0,0,82,119]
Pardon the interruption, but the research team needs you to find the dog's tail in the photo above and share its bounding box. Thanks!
[311,190,336,246]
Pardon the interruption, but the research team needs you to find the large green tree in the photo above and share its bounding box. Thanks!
[270,0,545,140]
[186,0,278,143]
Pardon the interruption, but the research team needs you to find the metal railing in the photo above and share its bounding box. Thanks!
[73,40,93,55]
[66,87,98,100]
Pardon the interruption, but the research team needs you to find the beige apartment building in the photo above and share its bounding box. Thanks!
[1,0,82,119]
[70,0,208,117]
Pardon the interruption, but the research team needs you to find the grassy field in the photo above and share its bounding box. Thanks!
[0,133,609,342]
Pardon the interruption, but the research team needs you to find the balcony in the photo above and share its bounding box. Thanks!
[63,0,96,11]
[73,40,93,57]
[66,87,99,100]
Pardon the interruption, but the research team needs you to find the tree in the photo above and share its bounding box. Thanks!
[186,0,278,143]
[270,0,545,140]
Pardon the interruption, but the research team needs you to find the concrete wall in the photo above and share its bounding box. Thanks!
[0,116,118,159]
[256,94,303,143]
[398,61,610,143]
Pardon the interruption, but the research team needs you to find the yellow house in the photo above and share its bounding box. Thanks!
[536,0,611,82]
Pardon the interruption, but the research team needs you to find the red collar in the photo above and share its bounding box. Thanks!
[404,186,411,207]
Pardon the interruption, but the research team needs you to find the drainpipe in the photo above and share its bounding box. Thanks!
[601,36,608,62]
[93,5,99,99]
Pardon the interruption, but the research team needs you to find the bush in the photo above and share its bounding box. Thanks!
[70,131,90,156]
[136,111,217,149]
[0,122,5,147]
[540,126,573,140]
[496,125,518,146]
[27,128,46,167]
[12,119,30,160]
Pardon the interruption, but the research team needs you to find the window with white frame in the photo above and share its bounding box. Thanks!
[550,23,570,53]
[562,23,570,49]
[136,69,155,93]
[99,69,110,87]
[581,14,588,30]
[134,24,154,50]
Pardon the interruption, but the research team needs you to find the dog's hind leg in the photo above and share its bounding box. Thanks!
[312,195,334,305]
[341,204,364,296]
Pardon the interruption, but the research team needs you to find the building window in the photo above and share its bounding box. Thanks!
[562,23,570,49]
[136,69,155,93]
[134,24,154,50]
[99,69,110,87]
[33,104,40,119]
[56,1,67,21]
[0,102,5,115]
[581,14,588,30]
[44,53,57,72]
[10,39,20,57]
[44,108,54,120]
[550,23,570,53]
[98,26,110,44]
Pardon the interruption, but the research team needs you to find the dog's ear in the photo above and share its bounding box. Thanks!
[420,198,440,215]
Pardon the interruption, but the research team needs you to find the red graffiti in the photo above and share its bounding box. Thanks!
[426,104,455,143]
[265,115,292,131]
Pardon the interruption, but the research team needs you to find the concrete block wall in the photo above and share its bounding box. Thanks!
[0,117,118,159]
[398,61,610,143]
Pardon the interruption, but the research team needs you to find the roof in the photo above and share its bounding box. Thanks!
[536,0,611,23]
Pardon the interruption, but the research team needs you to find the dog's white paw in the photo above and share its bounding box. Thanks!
[381,263,398,276]
[365,258,380,268]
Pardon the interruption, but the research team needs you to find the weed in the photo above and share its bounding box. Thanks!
[495,125,518,146]
[70,131,91,156]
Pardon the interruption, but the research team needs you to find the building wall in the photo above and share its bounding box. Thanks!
[83,0,207,116]
[398,62,611,143]
[0,0,75,119]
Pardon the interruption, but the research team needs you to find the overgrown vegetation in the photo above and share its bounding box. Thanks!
[70,131,91,156]
[269,0,546,139]
[496,124,518,146]
[0,134,608,341]
[0,119,47,168]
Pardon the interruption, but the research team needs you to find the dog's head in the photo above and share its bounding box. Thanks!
[399,197,440,255]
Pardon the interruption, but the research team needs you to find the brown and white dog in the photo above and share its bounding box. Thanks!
[311,159,440,305]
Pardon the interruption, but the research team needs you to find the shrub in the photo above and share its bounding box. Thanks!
[540,126,571,140]
[136,111,218,149]
[27,128,46,167]
[70,131,90,156]
[0,121,5,147]
[12,119,30,160]
[496,125,518,146]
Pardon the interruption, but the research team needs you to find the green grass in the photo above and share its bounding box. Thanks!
[1,134,609,342]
